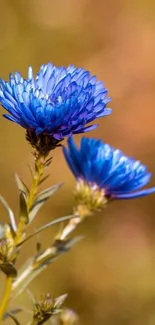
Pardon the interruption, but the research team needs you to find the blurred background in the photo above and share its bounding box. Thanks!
[1,0,155,324]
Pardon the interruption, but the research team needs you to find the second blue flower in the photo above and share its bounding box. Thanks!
[63,137,155,201]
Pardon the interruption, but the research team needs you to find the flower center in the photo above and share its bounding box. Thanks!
[74,179,107,217]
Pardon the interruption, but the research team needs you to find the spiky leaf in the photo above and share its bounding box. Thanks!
[19,193,29,224]
[15,173,29,198]
[19,215,75,246]
[29,183,63,223]
[54,294,68,309]
[3,308,23,321]
[35,235,83,266]
[12,236,82,298]
[5,313,20,325]
[38,174,50,185]
[0,196,17,232]
[12,257,46,298]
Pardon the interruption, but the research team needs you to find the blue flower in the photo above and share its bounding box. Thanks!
[0,63,111,141]
[63,137,155,199]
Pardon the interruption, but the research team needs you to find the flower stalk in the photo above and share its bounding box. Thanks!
[12,235,82,299]
[27,152,45,212]
[59,215,82,241]
[0,276,12,321]
[0,152,48,318]
[15,152,46,246]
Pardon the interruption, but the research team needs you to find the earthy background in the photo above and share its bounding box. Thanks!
[1,0,155,324]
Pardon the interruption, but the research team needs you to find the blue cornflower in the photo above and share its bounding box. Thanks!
[63,137,155,201]
[0,63,111,152]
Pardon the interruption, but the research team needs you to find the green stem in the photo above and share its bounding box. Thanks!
[59,216,82,240]
[27,153,45,212]
[0,277,12,321]
[18,215,75,246]
[15,152,45,246]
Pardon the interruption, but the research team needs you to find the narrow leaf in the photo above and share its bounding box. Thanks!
[19,193,29,224]
[26,289,36,304]
[34,183,63,204]
[54,294,68,309]
[19,215,75,246]
[37,235,83,266]
[12,236,82,298]
[12,258,47,298]
[28,164,33,177]
[38,174,50,185]
[5,313,20,325]
[29,183,63,223]
[66,236,83,249]
[44,157,53,167]
[3,308,23,320]
[15,173,29,197]
[0,195,17,232]
[52,236,83,255]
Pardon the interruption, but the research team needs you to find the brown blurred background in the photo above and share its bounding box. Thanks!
[1,0,155,324]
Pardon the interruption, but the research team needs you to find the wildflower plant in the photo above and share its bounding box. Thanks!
[0,62,154,324]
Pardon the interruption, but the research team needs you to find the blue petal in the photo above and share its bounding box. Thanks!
[112,187,155,199]
[62,146,80,177]
[63,137,155,201]
[0,63,111,139]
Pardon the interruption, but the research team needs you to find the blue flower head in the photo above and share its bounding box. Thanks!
[0,63,111,154]
[63,137,155,213]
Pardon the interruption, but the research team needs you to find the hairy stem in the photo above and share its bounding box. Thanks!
[0,277,12,321]
[15,152,46,246]
[27,153,45,212]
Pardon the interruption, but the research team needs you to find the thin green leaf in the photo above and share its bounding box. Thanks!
[26,289,36,304]
[44,157,53,167]
[34,183,63,204]
[36,235,83,266]
[52,236,83,255]
[12,258,47,298]
[3,308,23,320]
[19,193,29,224]
[20,215,75,246]
[66,236,83,249]
[0,195,17,232]
[29,183,63,223]
[15,173,29,198]
[38,174,50,185]
[28,164,33,177]
[6,312,20,325]
[54,294,68,309]
[12,236,82,298]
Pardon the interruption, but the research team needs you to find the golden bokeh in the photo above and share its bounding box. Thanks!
[1,0,155,324]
